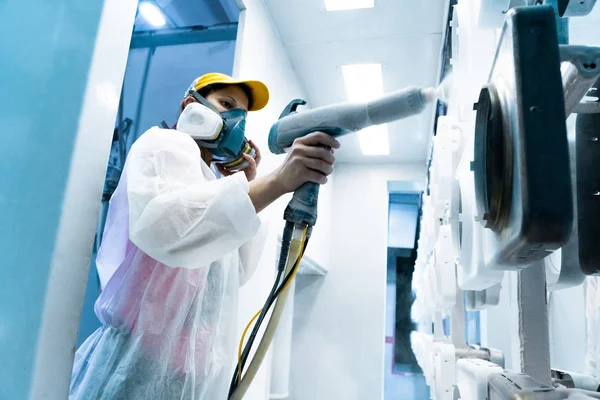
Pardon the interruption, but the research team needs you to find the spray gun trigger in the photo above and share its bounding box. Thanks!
[279,99,307,119]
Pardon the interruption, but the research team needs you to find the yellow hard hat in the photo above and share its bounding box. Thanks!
[185,72,270,112]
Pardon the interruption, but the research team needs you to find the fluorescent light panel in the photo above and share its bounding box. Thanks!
[341,63,390,155]
[139,2,166,28]
[325,0,374,11]
[359,125,390,155]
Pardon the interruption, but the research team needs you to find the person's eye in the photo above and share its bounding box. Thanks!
[221,101,233,110]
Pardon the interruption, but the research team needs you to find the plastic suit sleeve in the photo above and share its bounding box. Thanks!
[238,222,269,286]
[126,128,262,269]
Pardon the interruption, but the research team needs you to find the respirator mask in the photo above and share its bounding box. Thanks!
[176,92,255,172]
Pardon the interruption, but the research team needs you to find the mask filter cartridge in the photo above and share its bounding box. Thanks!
[177,102,224,141]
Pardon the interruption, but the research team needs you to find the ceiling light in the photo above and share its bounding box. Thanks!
[342,63,390,155]
[325,0,375,11]
[139,2,166,28]
[358,125,390,155]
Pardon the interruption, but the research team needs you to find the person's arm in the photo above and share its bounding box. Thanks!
[126,128,261,269]
[237,132,341,284]
[248,132,341,213]
[126,128,339,270]
[248,174,286,213]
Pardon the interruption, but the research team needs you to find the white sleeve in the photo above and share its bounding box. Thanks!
[238,222,269,286]
[125,127,261,269]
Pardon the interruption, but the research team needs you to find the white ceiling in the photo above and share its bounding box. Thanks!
[264,0,447,163]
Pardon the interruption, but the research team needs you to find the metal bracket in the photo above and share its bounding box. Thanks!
[465,284,501,310]
[489,372,600,399]
[552,369,600,391]
[560,45,600,117]
[556,0,598,17]
[573,101,600,114]
[576,79,600,275]
[474,6,573,269]
[544,132,586,290]
[130,23,238,49]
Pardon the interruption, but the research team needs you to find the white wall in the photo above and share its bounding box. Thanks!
[0,0,137,397]
[290,163,426,400]
[232,1,321,399]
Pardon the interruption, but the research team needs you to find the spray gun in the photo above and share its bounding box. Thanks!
[268,85,444,226]
[228,84,444,400]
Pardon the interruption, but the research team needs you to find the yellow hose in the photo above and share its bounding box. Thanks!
[232,226,306,399]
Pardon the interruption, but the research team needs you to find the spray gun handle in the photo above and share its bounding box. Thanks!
[283,143,331,226]
[283,181,320,226]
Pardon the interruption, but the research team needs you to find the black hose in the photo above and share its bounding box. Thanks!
[277,222,295,272]
[237,225,311,376]
[228,237,310,398]
[228,223,298,392]
[228,222,295,397]
[273,238,309,299]
[227,270,282,397]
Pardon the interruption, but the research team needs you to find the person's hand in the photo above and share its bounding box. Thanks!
[273,132,340,193]
[217,140,261,182]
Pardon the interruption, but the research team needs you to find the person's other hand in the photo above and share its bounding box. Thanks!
[217,140,261,182]
[273,132,340,193]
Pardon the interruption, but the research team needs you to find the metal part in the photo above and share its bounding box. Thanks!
[489,372,600,399]
[455,346,506,368]
[489,373,555,399]
[573,101,600,114]
[560,45,600,117]
[465,284,502,310]
[556,0,598,17]
[474,6,573,269]
[551,369,600,392]
[455,347,489,360]
[451,280,467,349]
[488,347,506,367]
[451,178,462,257]
[545,130,586,290]
[131,48,155,146]
[544,0,571,45]
[130,23,238,49]
[509,0,528,8]
[518,263,551,384]
[545,63,600,285]
[576,78,600,274]
[457,359,504,400]
[473,85,512,235]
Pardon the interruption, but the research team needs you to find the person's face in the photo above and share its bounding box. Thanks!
[205,85,250,114]
[179,84,251,163]
[181,85,250,114]
[180,85,251,117]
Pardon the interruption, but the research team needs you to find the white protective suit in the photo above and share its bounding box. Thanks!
[69,127,267,400]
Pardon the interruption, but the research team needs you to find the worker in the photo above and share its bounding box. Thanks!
[69,73,339,399]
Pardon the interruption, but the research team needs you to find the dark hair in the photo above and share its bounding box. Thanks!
[197,83,253,110]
